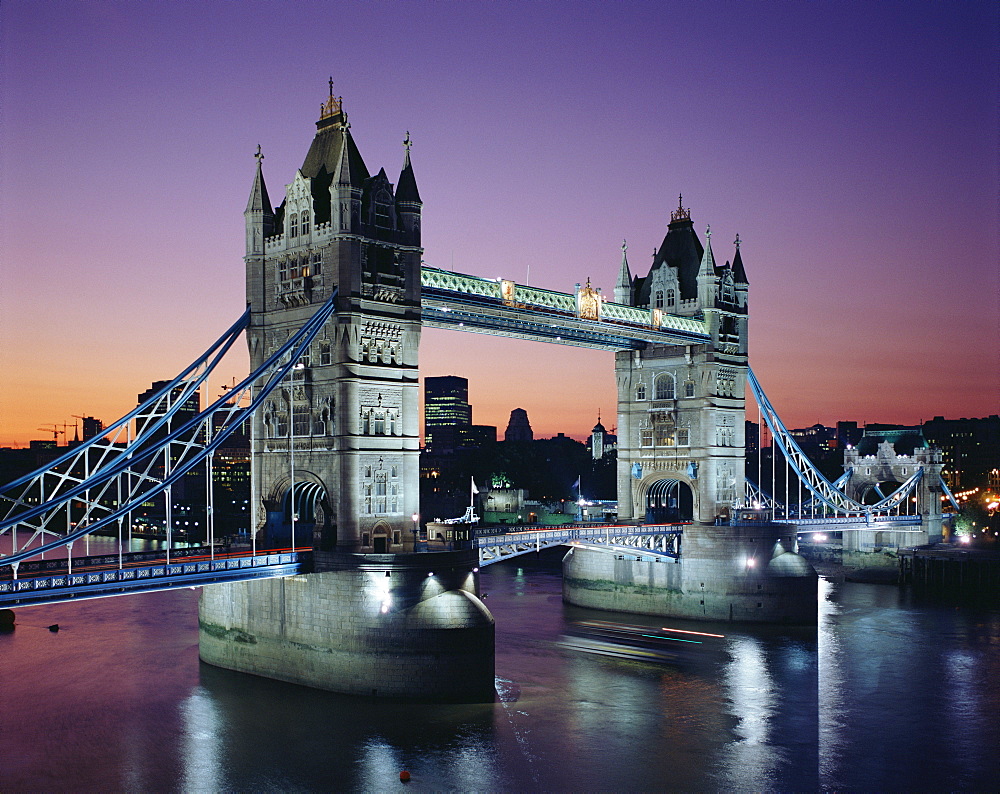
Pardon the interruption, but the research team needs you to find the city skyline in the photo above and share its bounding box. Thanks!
[2,1,997,448]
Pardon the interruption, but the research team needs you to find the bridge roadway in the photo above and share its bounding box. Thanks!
[474,522,685,565]
[0,524,684,607]
[0,546,306,608]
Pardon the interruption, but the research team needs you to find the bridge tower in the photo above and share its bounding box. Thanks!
[201,85,494,701]
[566,200,817,624]
[244,86,422,552]
[614,199,748,524]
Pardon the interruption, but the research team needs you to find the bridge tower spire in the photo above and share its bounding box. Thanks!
[614,239,633,304]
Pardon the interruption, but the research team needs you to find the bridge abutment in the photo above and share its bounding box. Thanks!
[563,521,817,624]
[198,549,495,701]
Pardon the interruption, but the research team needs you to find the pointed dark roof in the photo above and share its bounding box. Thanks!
[245,152,274,216]
[396,134,421,203]
[732,246,748,285]
[636,216,704,306]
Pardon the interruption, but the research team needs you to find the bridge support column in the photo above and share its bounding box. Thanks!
[198,550,495,701]
[563,521,817,624]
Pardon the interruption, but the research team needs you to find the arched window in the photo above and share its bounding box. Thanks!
[655,373,675,401]
[300,211,310,236]
[636,383,646,401]
[684,380,695,398]
[289,214,298,238]
[666,289,676,308]
[655,290,664,309]
[373,411,386,435]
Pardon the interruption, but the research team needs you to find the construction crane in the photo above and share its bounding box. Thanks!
[37,425,65,444]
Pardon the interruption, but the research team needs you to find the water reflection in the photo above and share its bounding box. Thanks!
[2,549,999,791]
[181,687,222,793]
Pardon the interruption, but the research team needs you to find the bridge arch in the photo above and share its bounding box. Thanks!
[634,474,696,523]
[264,472,333,548]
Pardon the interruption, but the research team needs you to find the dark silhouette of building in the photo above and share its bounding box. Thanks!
[504,408,533,442]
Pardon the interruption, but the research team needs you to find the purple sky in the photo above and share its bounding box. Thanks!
[2,0,997,447]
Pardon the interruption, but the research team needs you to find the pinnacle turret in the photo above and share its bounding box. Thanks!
[731,234,748,285]
[615,239,633,304]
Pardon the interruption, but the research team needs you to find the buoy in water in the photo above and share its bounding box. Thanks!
[399,770,411,782]
[48,624,60,632]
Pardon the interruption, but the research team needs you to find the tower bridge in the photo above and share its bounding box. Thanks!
[0,85,954,700]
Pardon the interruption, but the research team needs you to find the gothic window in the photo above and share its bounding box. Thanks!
[362,412,370,435]
[320,342,331,366]
[312,252,323,276]
[655,373,676,401]
[636,383,646,401]
[667,289,676,308]
[313,415,325,435]
[289,214,298,238]
[276,415,288,437]
[641,428,653,447]
[364,466,372,478]
[391,465,398,478]
[655,290,664,309]
[365,499,372,515]
[373,411,386,435]
[293,411,310,437]
[279,260,289,281]
[375,201,391,228]
[685,380,695,398]
[375,478,387,497]
[300,211,310,236]
[677,428,690,446]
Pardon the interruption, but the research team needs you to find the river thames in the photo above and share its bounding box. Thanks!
[2,546,999,792]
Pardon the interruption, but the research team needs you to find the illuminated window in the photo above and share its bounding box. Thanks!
[655,424,674,446]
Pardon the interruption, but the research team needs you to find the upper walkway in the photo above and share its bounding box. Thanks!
[420,266,709,349]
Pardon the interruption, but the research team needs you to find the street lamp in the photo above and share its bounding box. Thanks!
[412,512,420,543]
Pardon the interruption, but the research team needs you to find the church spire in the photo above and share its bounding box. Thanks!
[614,239,633,304]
